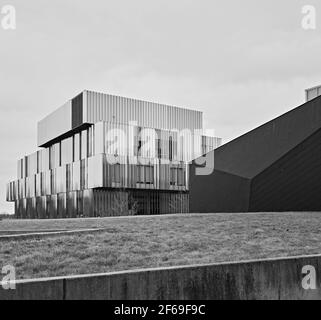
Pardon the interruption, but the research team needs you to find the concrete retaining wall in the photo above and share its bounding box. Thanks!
[0,228,106,242]
[1,254,321,300]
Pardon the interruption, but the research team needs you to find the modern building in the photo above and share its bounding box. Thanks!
[190,88,321,213]
[6,90,221,218]
[306,84,321,102]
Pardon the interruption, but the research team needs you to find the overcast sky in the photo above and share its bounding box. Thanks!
[1,0,321,213]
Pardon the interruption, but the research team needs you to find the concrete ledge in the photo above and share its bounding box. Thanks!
[0,228,106,241]
[1,254,321,300]
[0,278,63,300]
[0,229,67,235]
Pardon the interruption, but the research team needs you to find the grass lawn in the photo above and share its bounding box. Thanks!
[1,212,321,280]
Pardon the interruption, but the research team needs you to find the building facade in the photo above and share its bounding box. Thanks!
[7,90,221,218]
[190,89,321,213]
[306,85,321,102]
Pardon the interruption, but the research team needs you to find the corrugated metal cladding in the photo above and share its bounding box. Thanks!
[12,190,189,219]
[13,191,93,219]
[85,90,203,132]
[306,85,321,102]
[93,190,189,216]
[38,90,206,147]
[9,90,221,218]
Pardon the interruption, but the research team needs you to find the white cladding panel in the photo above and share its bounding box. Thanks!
[37,101,72,147]
[306,85,321,102]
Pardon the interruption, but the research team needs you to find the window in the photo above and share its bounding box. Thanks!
[169,137,173,161]
[156,139,162,159]
[41,172,46,196]
[145,166,154,184]
[178,168,185,186]
[170,167,176,186]
[137,165,154,184]
[137,165,145,183]
[88,127,93,157]
[137,139,142,156]
[113,164,121,184]
[170,167,185,186]
[179,136,185,161]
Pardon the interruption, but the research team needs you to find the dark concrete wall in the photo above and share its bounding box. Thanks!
[71,93,83,129]
[250,128,321,212]
[189,96,321,213]
[189,167,251,213]
[0,278,63,300]
[2,255,321,300]
[213,96,321,179]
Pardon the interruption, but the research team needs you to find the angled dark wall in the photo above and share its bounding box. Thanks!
[189,95,321,213]
[189,166,251,213]
[214,96,321,179]
[249,128,321,212]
